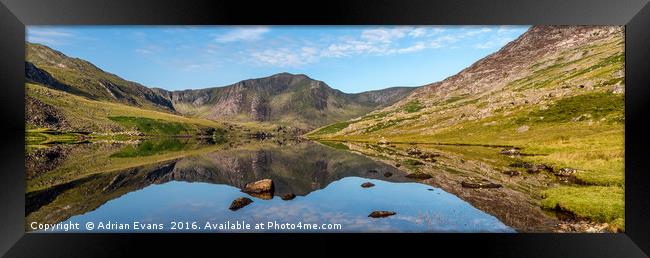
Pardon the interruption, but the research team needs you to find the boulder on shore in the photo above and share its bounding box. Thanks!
[229,197,253,211]
[368,211,396,218]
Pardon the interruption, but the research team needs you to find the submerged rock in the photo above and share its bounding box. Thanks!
[281,193,296,200]
[461,181,502,189]
[405,172,432,180]
[368,211,396,218]
[383,172,393,177]
[361,182,375,188]
[368,169,378,173]
[229,197,253,211]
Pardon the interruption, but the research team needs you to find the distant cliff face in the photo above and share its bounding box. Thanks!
[26,43,417,130]
[157,73,417,129]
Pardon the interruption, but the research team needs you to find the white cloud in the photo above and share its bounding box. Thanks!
[250,46,320,67]
[240,26,524,67]
[134,45,161,55]
[360,27,409,42]
[27,28,75,45]
[473,36,516,49]
[392,42,427,54]
[214,27,270,43]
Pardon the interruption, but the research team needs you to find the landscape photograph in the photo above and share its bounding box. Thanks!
[25,25,624,233]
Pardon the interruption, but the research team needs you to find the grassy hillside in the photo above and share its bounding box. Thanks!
[26,83,229,136]
[307,26,625,230]
[26,43,175,112]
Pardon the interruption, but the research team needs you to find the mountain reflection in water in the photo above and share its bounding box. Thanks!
[26,139,513,232]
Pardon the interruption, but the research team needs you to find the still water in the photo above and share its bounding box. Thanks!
[26,139,514,233]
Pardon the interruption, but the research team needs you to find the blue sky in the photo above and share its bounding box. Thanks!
[27,26,529,93]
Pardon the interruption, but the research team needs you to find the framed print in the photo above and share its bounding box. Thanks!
[0,0,649,256]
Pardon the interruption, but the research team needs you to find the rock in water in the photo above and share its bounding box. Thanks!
[243,179,274,194]
[361,182,375,188]
[229,197,253,211]
[384,172,393,177]
[281,193,296,200]
[368,211,396,218]
[242,179,274,199]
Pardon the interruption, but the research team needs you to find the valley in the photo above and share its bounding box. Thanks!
[25,25,625,233]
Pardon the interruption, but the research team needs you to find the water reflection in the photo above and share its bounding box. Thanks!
[26,139,513,232]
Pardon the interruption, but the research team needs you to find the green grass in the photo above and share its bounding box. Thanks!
[318,141,350,150]
[541,186,624,230]
[25,130,87,145]
[108,116,190,135]
[515,92,624,124]
[308,121,351,136]
[26,83,227,134]
[403,100,423,113]
[110,138,187,158]
[364,115,420,134]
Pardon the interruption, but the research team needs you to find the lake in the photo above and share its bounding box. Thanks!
[25,139,516,233]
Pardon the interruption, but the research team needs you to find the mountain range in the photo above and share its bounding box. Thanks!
[26,42,416,131]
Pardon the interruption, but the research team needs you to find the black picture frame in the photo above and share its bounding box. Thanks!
[1,0,649,256]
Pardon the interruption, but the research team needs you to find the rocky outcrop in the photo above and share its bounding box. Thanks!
[26,96,69,130]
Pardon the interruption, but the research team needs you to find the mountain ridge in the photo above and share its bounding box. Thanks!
[26,42,418,130]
